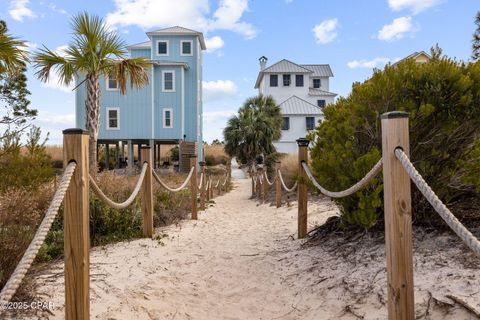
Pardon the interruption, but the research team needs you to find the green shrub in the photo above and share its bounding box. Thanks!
[310,47,480,229]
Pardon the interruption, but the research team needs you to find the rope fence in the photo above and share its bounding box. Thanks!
[249,112,480,320]
[0,161,77,309]
[89,163,147,209]
[0,128,233,319]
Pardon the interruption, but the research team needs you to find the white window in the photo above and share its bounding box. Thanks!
[156,40,169,56]
[181,40,193,56]
[106,75,119,91]
[163,108,173,128]
[106,107,120,130]
[162,70,175,92]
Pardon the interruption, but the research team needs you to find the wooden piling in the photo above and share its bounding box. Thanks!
[275,161,282,208]
[63,129,90,320]
[297,138,309,239]
[140,147,153,237]
[190,156,198,219]
[381,112,414,320]
[199,161,206,210]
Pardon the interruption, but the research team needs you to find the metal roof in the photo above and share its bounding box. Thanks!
[126,41,151,50]
[146,26,206,50]
[263,59,313,73]
[301,64,334,77]
[278,95,324,115]
[308,88,337,97]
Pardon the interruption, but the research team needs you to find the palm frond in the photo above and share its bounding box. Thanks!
[33,45,76,86]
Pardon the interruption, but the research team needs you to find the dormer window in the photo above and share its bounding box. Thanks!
[313,79,321,89]
[181,40,193,56]
[283,74,291,86]
[270,74,278,87]
[106,75,119,91]
[157,40,168,55]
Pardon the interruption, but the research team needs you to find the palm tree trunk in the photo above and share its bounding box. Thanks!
[85,72,100,176]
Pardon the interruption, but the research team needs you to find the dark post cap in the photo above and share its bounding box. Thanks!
[140,146,151,150]
[189,154,198,159]
[296,138,310,147]
[199,161,206,166]
[381,111,409,119]
[63,128,88,135]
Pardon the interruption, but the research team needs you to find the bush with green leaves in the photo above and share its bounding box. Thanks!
[310,47,480,230]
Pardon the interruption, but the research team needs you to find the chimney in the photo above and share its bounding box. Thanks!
[259,56,268,71]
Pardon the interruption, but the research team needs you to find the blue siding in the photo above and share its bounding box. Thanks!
[130,48,151,58]
[75,31,203,160]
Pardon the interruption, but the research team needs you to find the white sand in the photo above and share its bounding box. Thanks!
[8,164,480,319]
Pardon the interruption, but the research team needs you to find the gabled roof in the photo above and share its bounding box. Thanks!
[126,41,151,50]
[263,59,313,73]
[308,88,337,97]
[392,51,431,67]
[146,26,206,50]
[278,95,324,115]
[301,64,334,77]
[254,59,334,88]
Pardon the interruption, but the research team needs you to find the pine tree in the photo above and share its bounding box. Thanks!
[472,11,480,61]
[0,20,36,140]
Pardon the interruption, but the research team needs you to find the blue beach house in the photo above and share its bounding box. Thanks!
[75,26,205,172]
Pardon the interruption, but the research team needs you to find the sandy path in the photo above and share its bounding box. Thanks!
[17,164,336,320]
[10,162,480,319]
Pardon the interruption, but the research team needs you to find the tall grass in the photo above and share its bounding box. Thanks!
[204,144,228,166]
[278,153,298,186]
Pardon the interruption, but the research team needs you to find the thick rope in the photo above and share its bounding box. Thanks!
[214,178,220,188]
[152,166,194,192]
[0,162,76,306]
[277,170,298,192]
[198,172,204,189]
[395,148,480,256]
[263,171,275,186]
[221,173,229,186]
[302,159,382,198]
[89,163,147,209]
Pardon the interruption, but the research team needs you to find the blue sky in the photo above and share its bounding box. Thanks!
[2,0,478,144]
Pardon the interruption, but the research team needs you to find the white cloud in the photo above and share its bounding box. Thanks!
[9,0,36,22]
[203,80,238,102]
[203,110,237,123]
[106,0,257,39]
[205,36,224,53]
[377,16,417,41]
[388,0,442,14]
[48,3,68,15]
[347,57,398,69]
[40,45,75,93]
[36,111,75,126]
[312,18,338,44]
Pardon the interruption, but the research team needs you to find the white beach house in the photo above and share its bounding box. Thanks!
[254,56,337,153]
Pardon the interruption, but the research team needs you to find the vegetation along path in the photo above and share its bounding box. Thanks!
[11,161,480,319]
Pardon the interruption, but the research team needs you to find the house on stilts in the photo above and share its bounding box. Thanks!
[75,26,205,172]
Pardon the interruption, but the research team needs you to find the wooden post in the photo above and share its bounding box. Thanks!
[140,147,153,238]
[251,173,255,198]
[297,138,309,239]
[190,156,198,219]
[256,172,261,198]
[275,161,282,208]
[105,143,109,170]
[63,129,90,320]
[210,178,214,199]
[381,112,414,320]
[263,170,268,203]
[199,161,206,210]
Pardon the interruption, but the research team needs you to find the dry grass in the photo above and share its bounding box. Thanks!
[278,153,298,186]
[204,144,228,166]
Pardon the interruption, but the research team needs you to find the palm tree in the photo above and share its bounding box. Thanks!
[33,13,150,174]
[224,95,282,165]
[0,20,29,75]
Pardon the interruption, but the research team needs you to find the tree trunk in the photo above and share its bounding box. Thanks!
[85,72,100,176]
